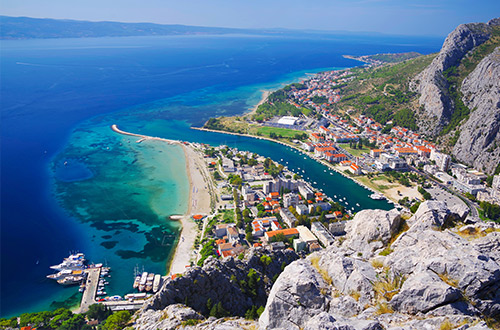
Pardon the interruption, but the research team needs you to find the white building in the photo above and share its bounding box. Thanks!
[277,116,299,126]
[310,221,335,246]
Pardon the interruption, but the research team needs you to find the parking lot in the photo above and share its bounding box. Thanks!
[426,184,467,209]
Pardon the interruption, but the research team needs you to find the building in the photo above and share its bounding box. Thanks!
[222,158,235,172]
[453,180,485,196]
[264,228,299,242]
[493,175,500,190]
[215,224,231,238]
[283,193,300,208]
[298,184,314,200]
[430,150,451,172]
[308,202,332,213]
[310,221,335,246]
[349,163,362,175]
[296,225,318,244]
[277,116,299,126]
[296,204,309,215]
[264,177,299,194]
[329,221,347,236]
[293,238,306,252]
[370,149,382,158]
[227,226,240,242]
[280,208,298,228]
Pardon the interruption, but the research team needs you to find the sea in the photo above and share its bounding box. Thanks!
[0,32,443,317]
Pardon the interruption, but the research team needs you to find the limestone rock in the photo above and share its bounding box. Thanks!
[452,46,500,174]
[134,304,204,330]
[412,21,494,134]
[259,259,329,330]
[390,271,462,314]
[343,208,401,257]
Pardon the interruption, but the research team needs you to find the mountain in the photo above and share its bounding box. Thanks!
[0,16,273,39]
[411,17,500,174]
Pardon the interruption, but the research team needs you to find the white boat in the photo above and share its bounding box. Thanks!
[50,253,86,271]
[370,193,385,200]
[57,275,84,285]
[356,203,360,207]
[153,274,162,293]
[138,272,148,292]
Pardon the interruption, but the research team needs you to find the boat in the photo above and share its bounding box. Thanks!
[47,269,83,280]
[138,272,148,292]
[370,193,386,200]
[57,275,84,285]
[145,273,155,292]
[49,253,86,271]
[356,203,360,207]
[153,274,162,293]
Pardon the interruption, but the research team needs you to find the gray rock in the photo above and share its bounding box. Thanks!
[134,304,204,330]
[452,47,500,174]
[412,21,494,134]
[303,313,383,330]
[259,259,329,330]
[406,200,464,231]
[390,271,463,314]
[343,208,401,257]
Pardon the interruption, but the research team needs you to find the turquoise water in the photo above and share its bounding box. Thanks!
[1,34,442,317]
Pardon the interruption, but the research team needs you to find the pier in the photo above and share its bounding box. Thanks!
[78,267,101,313]
[111,124,179,145]
[102,300,145,312]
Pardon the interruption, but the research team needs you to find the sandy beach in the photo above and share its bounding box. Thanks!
[168,143,212,275]
[110,125,213,275]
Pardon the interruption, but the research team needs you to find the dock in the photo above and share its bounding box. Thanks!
[78,267,101,313]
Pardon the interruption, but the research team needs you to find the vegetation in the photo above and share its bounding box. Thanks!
[479,201,500,222]
[367,52,421,63]
[418,186,432,200]
[197,239,216,266]
[102,311,131,330]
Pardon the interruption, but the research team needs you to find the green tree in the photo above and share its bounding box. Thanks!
[86,303,112,322]
[103,311,131,330]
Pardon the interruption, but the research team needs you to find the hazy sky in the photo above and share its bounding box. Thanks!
[1,0,499,36]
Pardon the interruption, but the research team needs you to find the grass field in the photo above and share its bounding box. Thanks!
[253,126,303,138]
[339,143,370,157]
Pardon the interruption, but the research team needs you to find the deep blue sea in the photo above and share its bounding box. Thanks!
[0,33,442,317]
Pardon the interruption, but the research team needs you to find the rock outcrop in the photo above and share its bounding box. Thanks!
[452,47,500,174]
[258,202,500,329]
[412,20,496,135]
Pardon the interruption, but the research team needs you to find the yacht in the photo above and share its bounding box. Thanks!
[50,253,86,271]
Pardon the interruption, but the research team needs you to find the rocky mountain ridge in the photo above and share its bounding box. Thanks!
[133,201,500,330]
[411,17,500,174]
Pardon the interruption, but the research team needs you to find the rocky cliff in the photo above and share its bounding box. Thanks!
[131,202,500,330]
[259,202,500,330]
[452,47,500,174]
[412,19,496,135]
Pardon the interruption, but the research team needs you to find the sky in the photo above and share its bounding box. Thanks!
[1,0,499,36]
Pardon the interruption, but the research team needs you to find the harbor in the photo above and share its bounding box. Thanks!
[47,253,161,313]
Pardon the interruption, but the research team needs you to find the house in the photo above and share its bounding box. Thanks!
[349,163,362,175]
[215,224,230,238]
[309,242,322,252]
[222,158,235,172]
[293,238,307,252]
[370,149,382,158]
[227,226,240,242]
[329,221,347,236]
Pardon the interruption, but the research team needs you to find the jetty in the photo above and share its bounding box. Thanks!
[111,124,179,145]
[78,267,101,313]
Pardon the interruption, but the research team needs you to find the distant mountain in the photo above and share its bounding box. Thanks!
[0,16,279,39]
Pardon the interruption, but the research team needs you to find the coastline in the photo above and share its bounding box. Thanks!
[167,144,212,275]
[245,90,271,117]
[191,126,396,206]
[110,125,212,276]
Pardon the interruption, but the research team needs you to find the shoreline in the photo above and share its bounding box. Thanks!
[111,125,212,276]
[245,90,271,117]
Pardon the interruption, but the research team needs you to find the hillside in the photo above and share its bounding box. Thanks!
[0,16,265,39]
